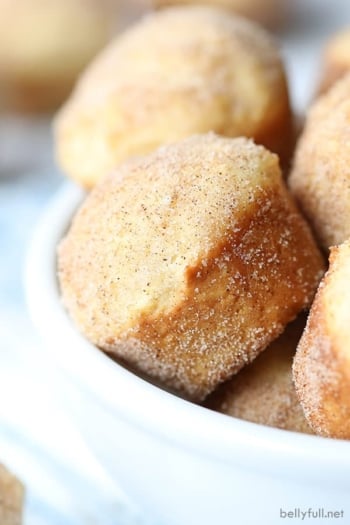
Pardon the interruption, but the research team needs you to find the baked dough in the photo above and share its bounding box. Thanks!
[0,0,115,112]
[58,134,324,401]
[148,0,285,28]
[0,464,24,525]
[318,28,350,94]
[206,315,313,434]
[293,240,350,439]
[55,6,293,188]
[289,73,350,250]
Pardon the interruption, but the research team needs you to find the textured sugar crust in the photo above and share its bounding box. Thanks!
[206,315,313,434]
[0,0,113,112]
[0,464,24,525]
[59,134,325,401]
[289,73,350,250]
[55,5,292,188]
[318,28,350,95]
[293,241,350,439]
[151,0,285,28]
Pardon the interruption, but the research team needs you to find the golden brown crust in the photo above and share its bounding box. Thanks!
[0,0,114,113]
[289,73,350,250]
[55,5,293,188]
[293,240,350,439]
[58,134,324,401]
[0,464,24,525]
[318,28,350,95]
[206,315,313,434]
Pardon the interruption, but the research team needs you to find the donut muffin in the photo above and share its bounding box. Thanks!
[289,74,350,250]
[0,0,116,112]
[58,134,324,401]
[293,240,350,439]
[149,0,286,28]
[206,315,313,434]
[0,464,24,525]
[55,6,293,189]
[318,28,350,95]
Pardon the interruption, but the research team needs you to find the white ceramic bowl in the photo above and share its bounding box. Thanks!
[26,183,350,525]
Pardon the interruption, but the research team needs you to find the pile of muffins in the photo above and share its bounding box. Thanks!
[52,3,350,440]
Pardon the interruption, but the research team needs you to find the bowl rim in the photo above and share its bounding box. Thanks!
[25,182,350,483]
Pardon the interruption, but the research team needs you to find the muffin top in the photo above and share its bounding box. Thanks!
[55,5,290,187]
[59,134,281,332]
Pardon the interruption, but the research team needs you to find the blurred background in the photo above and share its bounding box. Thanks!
[0,0,349,523]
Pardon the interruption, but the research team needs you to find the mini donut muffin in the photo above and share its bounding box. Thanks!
[318,28,350,95]
[58,134,324,401]
[0,0,117,113]
[148,0,286,28]
[0,464,24,525]
[293,240,350,439]
[55,6,293,189]
[206,315,313,433]
[289,73,350,250]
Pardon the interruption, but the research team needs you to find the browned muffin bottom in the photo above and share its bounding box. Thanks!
[206,315,313,434]
[58,134,324,401]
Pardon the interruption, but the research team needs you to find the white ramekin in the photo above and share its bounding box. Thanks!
[26,183,350,525]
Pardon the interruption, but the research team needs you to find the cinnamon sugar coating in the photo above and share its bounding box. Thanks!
[293,240,350,439]
[289,74,350,250]
[58,134,324,401]
[206,315,313,433]
[55,6,292,189]
[0,464,24,525]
